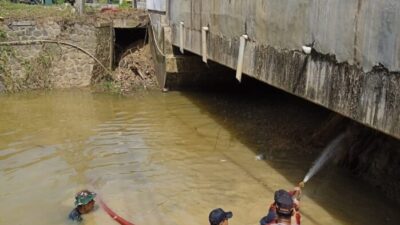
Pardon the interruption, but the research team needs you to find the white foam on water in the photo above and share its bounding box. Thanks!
[303,133,346,183]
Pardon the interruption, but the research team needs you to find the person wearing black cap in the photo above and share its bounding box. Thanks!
[209,208,233,225]
[259,184,303,225]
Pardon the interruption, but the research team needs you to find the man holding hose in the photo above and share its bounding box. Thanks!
[259,182,304,225]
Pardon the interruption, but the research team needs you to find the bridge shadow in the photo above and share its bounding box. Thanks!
[176,66,400,225]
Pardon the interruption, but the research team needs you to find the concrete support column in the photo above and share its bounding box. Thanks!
[75,0,84,15]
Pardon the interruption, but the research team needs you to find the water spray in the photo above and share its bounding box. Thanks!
[302,133,346,184]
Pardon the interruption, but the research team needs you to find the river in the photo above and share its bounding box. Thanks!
[0,88,399,225]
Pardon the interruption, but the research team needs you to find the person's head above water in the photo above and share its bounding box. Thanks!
[75,190,96,214]
[209,208,233,225]
[274,189,294,218]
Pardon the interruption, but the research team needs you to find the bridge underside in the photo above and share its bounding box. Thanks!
[149,0,400,140]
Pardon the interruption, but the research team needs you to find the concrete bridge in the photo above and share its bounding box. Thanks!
[145,0,400,139]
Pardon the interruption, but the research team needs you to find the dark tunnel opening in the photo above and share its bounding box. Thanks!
[114,27,147,68]
[171,55,400,210]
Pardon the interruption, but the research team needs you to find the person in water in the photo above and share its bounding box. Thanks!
[209,208,233,225]
[260,183,303,225]
[69,190,96,222]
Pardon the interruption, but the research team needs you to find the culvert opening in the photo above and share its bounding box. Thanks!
[114,27,147,68]
[112,27,157,91]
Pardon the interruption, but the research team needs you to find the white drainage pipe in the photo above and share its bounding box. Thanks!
[302,45,312,54]
[179,22,185,54]
[236,34,248,82]
[201,26,209,63]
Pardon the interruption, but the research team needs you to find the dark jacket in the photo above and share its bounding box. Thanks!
[69,208,82,222]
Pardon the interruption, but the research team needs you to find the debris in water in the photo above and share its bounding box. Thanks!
[255,153,266,160]
[113,44,157,93]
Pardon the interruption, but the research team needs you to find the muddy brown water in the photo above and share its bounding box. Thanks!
[1,89,399,225]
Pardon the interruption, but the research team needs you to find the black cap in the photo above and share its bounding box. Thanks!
[274,189,293,215]
[209,208,233,225]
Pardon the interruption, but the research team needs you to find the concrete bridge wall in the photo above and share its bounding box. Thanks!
[153,0,400,139]
[168,0,400,72]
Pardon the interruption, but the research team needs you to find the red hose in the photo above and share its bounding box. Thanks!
[98,197,135,225]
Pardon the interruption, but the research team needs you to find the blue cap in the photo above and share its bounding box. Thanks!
[274,189,293,215]
[209,208,233,225]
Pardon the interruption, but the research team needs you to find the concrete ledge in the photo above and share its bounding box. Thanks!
[113,18,142,28]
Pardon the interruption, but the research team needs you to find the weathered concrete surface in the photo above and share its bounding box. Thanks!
[149,13,236,90]
[113,18,145,28]
[154,0,400,139]
[168,0,400,72]
[95,9,149,28]
[148,13,168,87]
[136,0,147,9]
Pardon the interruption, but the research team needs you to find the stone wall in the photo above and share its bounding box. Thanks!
[0,19,112,92]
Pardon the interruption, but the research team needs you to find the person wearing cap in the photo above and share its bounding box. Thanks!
[260,183,303,225]
[209,208,233,225]
[68,190,97,222]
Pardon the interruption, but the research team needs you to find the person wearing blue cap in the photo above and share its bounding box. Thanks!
[209,208,233,225]
[68,190,97,222]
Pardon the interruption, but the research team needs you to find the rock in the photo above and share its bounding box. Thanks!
[33,30,42,37]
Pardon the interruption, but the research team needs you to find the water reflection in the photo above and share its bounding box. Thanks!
[0,89,399,225]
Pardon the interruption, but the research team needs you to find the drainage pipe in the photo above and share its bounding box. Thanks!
[179,22,184,54]
[201,26,209,63]
[235,34,248,82]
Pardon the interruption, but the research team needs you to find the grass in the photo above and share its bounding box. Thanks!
[0,0,75,20]
[0,0,139,20]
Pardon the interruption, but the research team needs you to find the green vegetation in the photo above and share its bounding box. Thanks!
[0,28,13,91]
[118,1,132,9]
[0,0,74,20]
[0,29,6,41]
[0,38,57,92]
[96,80,122,94]
[22,44,56,89]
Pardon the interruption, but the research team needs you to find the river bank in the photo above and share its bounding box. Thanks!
[0,1,154,94]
